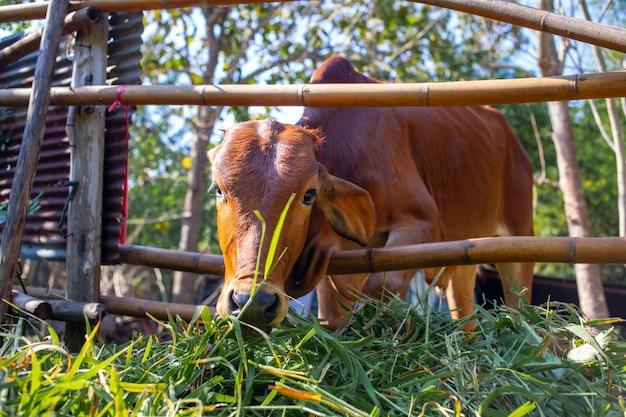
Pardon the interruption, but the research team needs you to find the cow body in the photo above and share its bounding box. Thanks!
[209,55,534,329]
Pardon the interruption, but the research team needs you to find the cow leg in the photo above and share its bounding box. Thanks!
[494,261,534,308]
[363,220,439,299]
[316,276,351,320]
[443,265,479,320]
[316,273,370,326]
[362,269,417,301]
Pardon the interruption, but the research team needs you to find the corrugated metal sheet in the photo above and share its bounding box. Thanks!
[0,11,143,264]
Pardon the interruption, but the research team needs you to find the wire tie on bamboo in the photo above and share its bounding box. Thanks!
[538,10,549,32]
[108,84,129,113]
[568,236,577,263]
[462,239,474,264]
[200,85,209,106]
[108,84,131,244]
[297,84,307,106]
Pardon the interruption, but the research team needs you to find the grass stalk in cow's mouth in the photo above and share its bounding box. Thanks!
[238,193,296,330]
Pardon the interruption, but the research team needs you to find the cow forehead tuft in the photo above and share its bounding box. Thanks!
[256,118,285,143]
[222,120,317,156]
[216,120,318,187]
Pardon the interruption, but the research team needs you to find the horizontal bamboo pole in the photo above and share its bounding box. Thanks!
[118,236,626,277]
[0,7,102,67]
[328,237,626,275]
[119,244,223,274]
[13,289,107,322]
[2,0,624,54]
[0,0,276,23]
[0,71,625,108]
[99,294,208,322]
[119,244,225,275]
[414,0,626,53]
[11,290,52,319]
[23,286,212,322]
[47,299,107,323]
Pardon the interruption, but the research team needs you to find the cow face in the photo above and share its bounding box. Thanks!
[208,119,375,329]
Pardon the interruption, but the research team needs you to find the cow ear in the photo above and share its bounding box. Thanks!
[317,164,376,246]
[207,144,221,163]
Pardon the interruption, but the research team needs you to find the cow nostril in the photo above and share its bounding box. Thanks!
[253,290,278,319]
[263,294,279,320]
[231,289,280,325]
[231,290,250,311]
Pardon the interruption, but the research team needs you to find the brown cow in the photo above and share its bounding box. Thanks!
[208,55,534,330]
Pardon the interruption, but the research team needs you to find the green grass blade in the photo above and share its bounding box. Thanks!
[264,192,296,278]
[253,209,267,294]
[509,401,537,417]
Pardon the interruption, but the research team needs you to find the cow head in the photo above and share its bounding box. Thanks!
[208,119,375,329]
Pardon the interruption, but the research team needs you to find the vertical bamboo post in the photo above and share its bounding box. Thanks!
[65,12,107,351]
[0,0,69,325]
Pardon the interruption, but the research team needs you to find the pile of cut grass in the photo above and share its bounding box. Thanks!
[0,295,624,416]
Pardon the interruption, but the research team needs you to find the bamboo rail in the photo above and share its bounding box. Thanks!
[0,71,624,108]
[119,244,225,276]
[99,294,208,322]
[0,0,280,23]
[0,7,102,67]
[23,286,212,322]
[11,290,52,320]
[327,237,626,275]
[1,0,625,54]
[414,0,626,53]
[11,290,107,323]
[118,236,626,277]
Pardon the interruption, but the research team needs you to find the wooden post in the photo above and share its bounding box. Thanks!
[65,13,108,351]
[0,0,68,325]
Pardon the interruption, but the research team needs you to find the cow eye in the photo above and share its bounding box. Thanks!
[302,188,317,205]
[211,182,225,200]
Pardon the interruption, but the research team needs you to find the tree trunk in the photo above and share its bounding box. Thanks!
[537,0,609,319]
[170,107,215,304]
[580,0,626,237]
[170,7,225,304]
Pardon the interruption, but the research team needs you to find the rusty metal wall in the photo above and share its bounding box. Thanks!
[0,11,143,264]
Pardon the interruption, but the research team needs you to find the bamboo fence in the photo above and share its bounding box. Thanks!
[0,71,624,108]
[16,235,626,322]
[2,0,626,325]
[118,236,626,277]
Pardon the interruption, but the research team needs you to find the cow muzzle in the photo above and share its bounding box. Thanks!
[219,273,288,329]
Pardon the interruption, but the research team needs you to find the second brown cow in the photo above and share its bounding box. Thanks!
[208,55,535,330]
